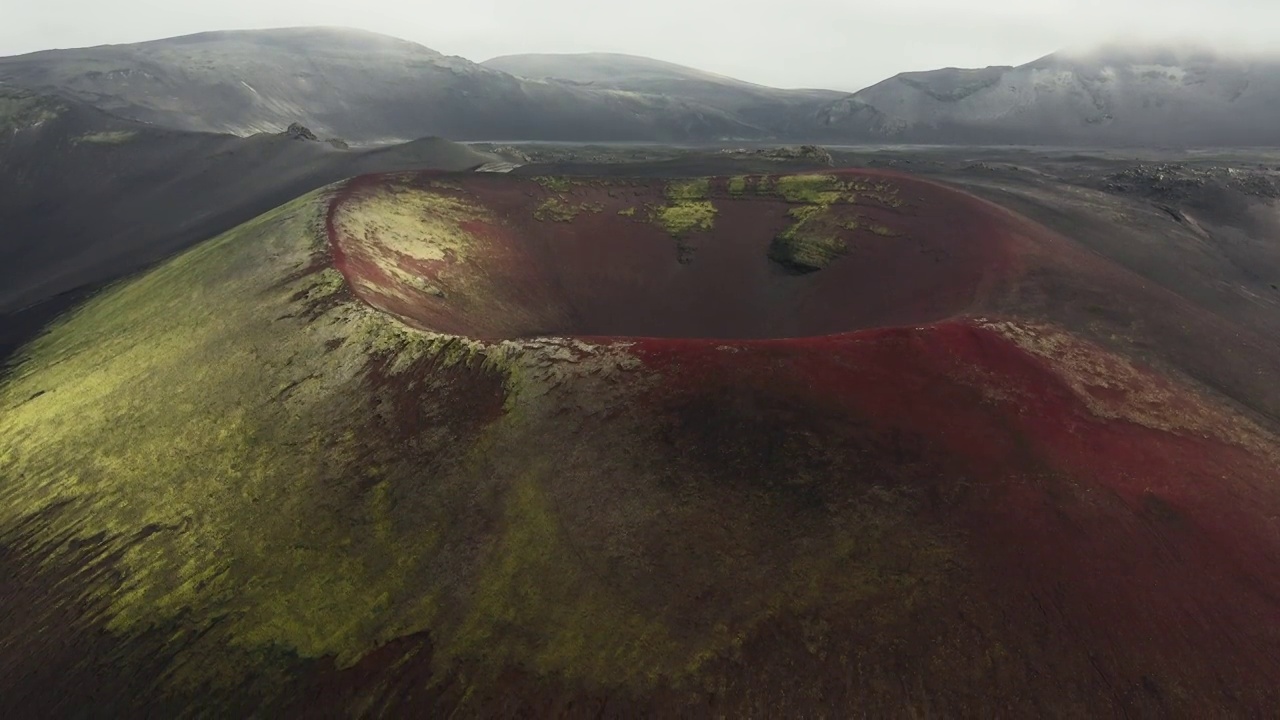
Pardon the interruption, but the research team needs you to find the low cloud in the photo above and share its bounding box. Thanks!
[3,0,1275,92]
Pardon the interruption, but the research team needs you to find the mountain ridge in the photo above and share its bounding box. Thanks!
[3,27,1280,145]
[0,27,759,142]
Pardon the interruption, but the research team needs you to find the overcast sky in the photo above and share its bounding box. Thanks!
[4,0,1275,91]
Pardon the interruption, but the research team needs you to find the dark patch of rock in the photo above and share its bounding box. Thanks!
[283,122,318,141]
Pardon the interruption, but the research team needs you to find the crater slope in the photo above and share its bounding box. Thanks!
[328,170,1016,340]
[1,171,1277,716]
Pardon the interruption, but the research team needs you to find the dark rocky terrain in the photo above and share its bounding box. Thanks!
[0,83,494,361]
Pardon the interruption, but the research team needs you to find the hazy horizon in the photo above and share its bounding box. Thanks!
[5,0,1278,92]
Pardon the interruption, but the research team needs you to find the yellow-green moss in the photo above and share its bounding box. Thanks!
[775,174,845,205]
[654,201,717,236]
[534,198,604,222]
[332,183,489,264]
[839,217,898,236]
[769,233,847,272]
[443,455,953,690]
[532,176,574,193]
[533,197,578,222]
[0,188,464,678]
[447,467,682,684]
[764,175,905,270]
[728,176,748,196]
[665,178,710,201]
[647,179,718,238]
[0,91,62,131]
[764,174,904,210]
[770,205,845,272]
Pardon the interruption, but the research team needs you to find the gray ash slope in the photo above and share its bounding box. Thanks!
[0,28,758,143]
[0,83,494,360]
[817,44,1280,146]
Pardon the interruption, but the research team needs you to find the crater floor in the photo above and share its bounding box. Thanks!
[326,170,1028,340]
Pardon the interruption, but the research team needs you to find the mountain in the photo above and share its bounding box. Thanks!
[6,30,1280,147]
[482,52,843,135]
[0,27,757,143]
[816,44,1280,145]
[0,82,495,359]
[2,169,1278,714]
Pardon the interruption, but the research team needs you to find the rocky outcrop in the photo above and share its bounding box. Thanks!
[282,122,318,141]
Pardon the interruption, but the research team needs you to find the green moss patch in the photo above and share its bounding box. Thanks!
[0,90,63,131]
[665,178,710,201]
[763,174,906,272]
[642,179,720,264]
[653,201,716,236]
[333,183,490,264]
[534,198,604,222]
[532,176,574,193]
[534,197,579,222]
[0,188,513,687]
[770,207,849,273]
[775,174,846,205]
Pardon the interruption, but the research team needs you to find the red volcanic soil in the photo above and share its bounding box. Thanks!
[621,321,1280,714]
[327,169,1028,340]
[315,169,1280,714]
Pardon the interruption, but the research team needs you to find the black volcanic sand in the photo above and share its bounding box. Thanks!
[0,87,493,364]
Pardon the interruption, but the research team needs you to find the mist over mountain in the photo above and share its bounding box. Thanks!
[818,44,1280,145]
[483,52,843,137]
[0,28,758,143]
[3,28,1280,146]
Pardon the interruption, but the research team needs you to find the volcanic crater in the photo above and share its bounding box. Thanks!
[326,169,1021,341]
[5,168,1279,716]
[311,169,1280,713]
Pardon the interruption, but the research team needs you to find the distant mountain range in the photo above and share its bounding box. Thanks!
[482,52,844,139]
[818,45,1280,146]
[2,28,1279,146]
[0,28,756,143]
